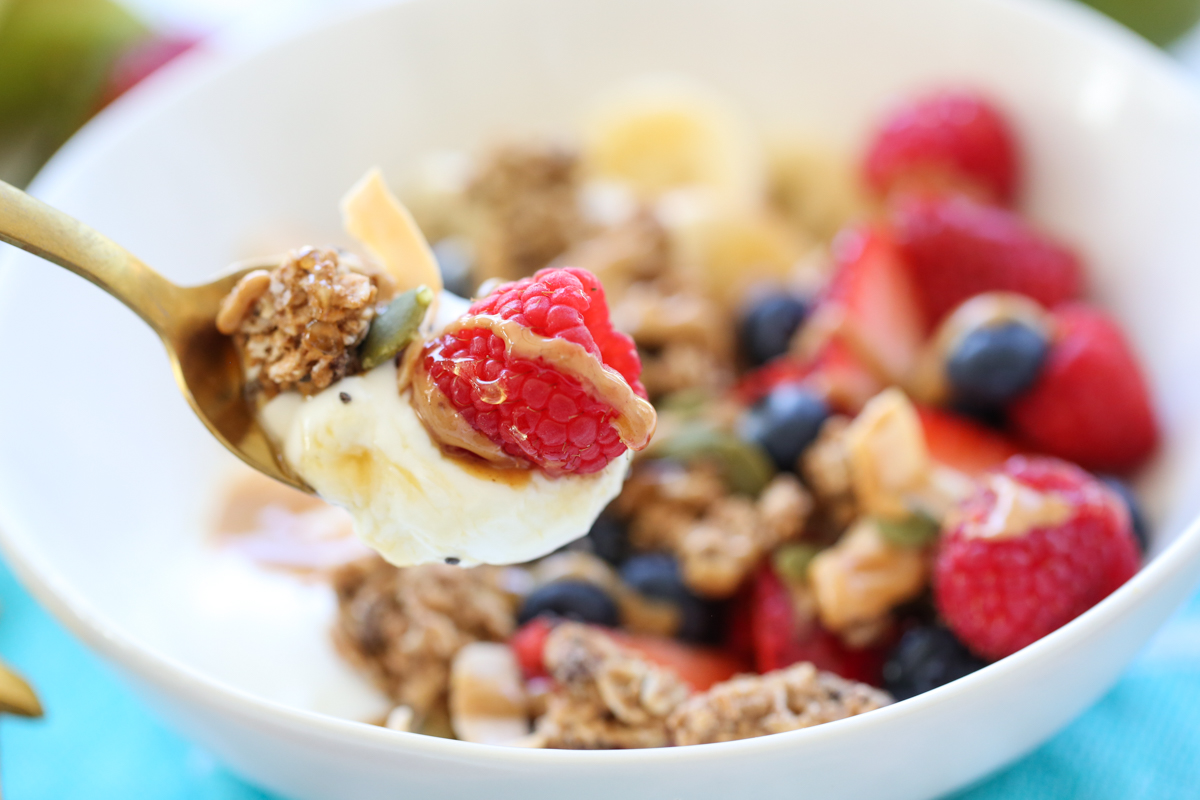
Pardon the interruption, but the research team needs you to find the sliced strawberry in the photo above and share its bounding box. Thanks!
[510,617,555,679]
[1009,304,1158,473]
[733,358,813,406]
[748,563,886,686]
[817,227,927,385]
[806,338,888,415]
[891,193,1084,327]
[512,617,745,690]
[616,633,748,691]
[917,406,1023,476]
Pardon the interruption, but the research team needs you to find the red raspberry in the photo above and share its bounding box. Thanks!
[891,193,1084,326]
[469,266,646,398]
[934,456,1140,661]
[864,90,1020,205]
[1009,304,1158,473]
[423,267,644,475]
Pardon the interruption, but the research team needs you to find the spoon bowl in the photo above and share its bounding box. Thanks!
[0,180,308,492]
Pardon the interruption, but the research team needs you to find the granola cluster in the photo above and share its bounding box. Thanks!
[619,463,812,598]
[468,144,587,281]
[225,247,378,396]
[526,623,889,749]
[330,557,516,727]
[533,623,691,749]
[667,662,891,746]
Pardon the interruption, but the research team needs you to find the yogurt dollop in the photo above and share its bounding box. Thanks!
[261,361,631,567]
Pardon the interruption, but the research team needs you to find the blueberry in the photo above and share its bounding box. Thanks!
[738,385,829,472]
[946,321,1048,406]
[740,294,808,366]
[587,512,629,566]
[619,553,723,643]
[882,625,988,701]
[432,236,476,298]
[1101,476,1150,553]
[517,580,619,627]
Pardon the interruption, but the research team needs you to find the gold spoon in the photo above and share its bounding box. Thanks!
[0,659,41,718]
[0,179,309,493]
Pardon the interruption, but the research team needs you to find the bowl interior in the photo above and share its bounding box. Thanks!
[2,0,1200,733]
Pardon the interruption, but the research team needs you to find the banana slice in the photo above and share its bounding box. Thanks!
[582,76,764,209]
[658,190,811,305]
[766,136,869,242]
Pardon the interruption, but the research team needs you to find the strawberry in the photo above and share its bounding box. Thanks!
[917,406,1023,476]
[747,563,886,686]
[510,616,554,679]
[614,633,748,691]
[891,193,1084,327]
[816,227,928,384]
[934,456,1140,660]
[864,90,1020,205]
[1009,304,1158,473]
[806,339,890,415]
[509,617,744,690]
[733,358,812,407]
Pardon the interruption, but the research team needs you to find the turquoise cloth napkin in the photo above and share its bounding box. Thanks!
[2,557,1199,799]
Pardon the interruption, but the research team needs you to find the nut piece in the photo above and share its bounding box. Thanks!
[533,622,691,749]
[230,247,378,396]
[384,705,415,732]
[215,269,272,334]
[449,642,531,745]
[667,661,890,745]
[808,519,927,634]
[468,144,586,281]
[844,388,931,519]
[331,557,515,727]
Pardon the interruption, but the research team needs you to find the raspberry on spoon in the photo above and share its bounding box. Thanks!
[413,267,655,475]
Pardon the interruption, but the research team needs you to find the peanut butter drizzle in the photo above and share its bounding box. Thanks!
[408,345,529,469]
[962,474,1075,541]
[441,315,657,450]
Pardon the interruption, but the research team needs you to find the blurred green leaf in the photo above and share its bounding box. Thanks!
[0,0,148,186]
[1081,0,1200,46]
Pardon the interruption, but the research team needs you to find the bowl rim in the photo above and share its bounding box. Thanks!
[4,0,1200,768]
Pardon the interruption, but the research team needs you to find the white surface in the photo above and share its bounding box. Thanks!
[3,0,1200,798]
[262,362,631,567]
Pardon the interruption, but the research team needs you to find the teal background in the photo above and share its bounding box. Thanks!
[2,558,1199,799]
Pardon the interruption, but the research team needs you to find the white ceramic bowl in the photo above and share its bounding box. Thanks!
[4,0,1200,797]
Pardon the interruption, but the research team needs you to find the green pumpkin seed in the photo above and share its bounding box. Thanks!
[772,543,820,585]
[359,285,434,370]
[876,512,941,549]
[651,422,776,496]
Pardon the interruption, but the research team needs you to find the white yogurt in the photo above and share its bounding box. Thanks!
[261,361,631,567]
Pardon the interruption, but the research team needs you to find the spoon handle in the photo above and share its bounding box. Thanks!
[0,180,183,338]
